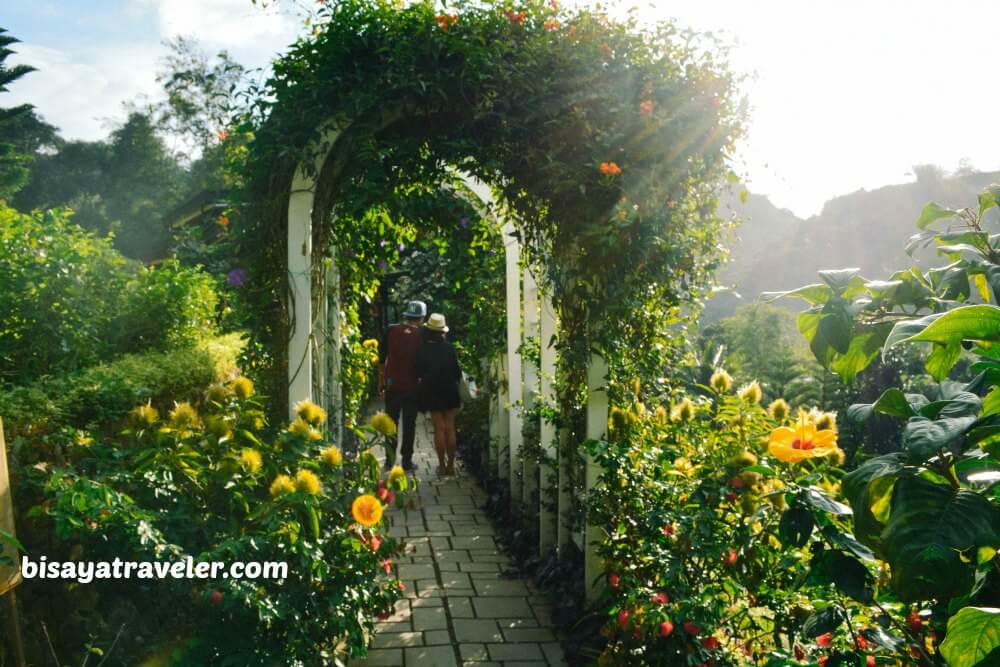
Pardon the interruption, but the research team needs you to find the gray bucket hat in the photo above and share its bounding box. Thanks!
[402,300,427,319]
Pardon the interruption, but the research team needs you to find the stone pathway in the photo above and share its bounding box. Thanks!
[354,415,566,667]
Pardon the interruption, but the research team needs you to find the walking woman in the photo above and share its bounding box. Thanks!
[415,313,462,476]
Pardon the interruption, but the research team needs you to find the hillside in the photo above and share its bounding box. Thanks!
[702,168,1000,322]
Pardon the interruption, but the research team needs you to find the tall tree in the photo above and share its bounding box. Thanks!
[0,27,36,200]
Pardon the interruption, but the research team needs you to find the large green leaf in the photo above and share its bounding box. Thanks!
[882,477,1000,601]
[831,331,885,381]
[917,201,960,229]
[810,550,874,602]
[940,607,1000,667]
[842,453,906,549]
[909,305,1000,346]
[818,268,861,293]
[902,416,976,461]
[761,283,834,306]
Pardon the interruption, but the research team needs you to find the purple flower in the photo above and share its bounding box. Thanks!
[227,268,248,288]
[459,217,469,228]
[398,243,406,253]
[379,260,389,271]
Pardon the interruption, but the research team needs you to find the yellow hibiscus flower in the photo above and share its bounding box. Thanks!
[767,418,841,463]
[352,494,384,527]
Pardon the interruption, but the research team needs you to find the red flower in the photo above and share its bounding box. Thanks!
[816,633,832,648]
[701,636,720,650]
[434,14,459,31]
[617,609,630,630]
[381,559,392,574]
[370,535,382,552]
[659,620,674,637]
[729,477,745,489]
[855,636,869,651]
[819,657,828,667]
[386,490,396,505]
[217,214,230,228]
[907,609,923,633]
[217,129,228,142]
[683,620,701,636]
[549,0,559,9]
[866,657,875,667]
[397,581,406,591]
[661,523,675,536]
[377,486,390,501]
[608,573,620,588]
[722,548,738,566]
[209,590,224,606]
[794,645,805,661]
[725,492,738,503]
[544,19,560,31]
[650,592,669,605]
[505,10,527,24]
[639,99,655,117]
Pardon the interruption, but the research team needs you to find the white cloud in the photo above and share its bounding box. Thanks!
[7,42,162,141]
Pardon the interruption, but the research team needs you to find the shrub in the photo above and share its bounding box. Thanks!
[0,334,242,438]
[0,206,219,385]
[11,388,411,665]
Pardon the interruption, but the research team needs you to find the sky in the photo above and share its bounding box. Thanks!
[5,0,1000,218]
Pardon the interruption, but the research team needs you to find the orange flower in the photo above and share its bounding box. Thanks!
[549,0,559,9]
[434,14,458,31]
[505,9,527,24]
[767,417,840,463]
[351,494,384,527]
[217,214,230,228]
[217,129,228,142]
[599,161,622,176]
[544,19,560,31]
[600,43,613,58]
[639,99,655,117]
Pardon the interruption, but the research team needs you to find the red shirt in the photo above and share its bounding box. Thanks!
[383,324,422,393]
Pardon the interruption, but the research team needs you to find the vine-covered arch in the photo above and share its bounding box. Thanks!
[235,0,744,595]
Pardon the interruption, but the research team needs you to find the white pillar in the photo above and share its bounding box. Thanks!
[325,254,343,443]
[537,290,558,555]
[503,222,523,505]
[496,353,510,481]
[287,169,314,420]
[584,354,609,602]
[522,268,540,512]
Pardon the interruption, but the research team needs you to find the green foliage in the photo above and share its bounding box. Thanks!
[586,388,925,665]
[0,205,219,384]
[236,0,746,413]
[0,27,35,200]
[11,385,410,665]
[775,185,1000,667]
[0,334,242,438]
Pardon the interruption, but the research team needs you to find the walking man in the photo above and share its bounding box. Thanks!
[379,300,426,471]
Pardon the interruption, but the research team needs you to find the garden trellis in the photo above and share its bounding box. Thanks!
[236,0,743,601]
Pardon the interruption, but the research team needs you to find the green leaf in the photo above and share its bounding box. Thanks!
[831,331,884,381]
[811,550,874,602]
[980,186,1000,219]
[901,416,976,461]
[940,607,1000,667]
[916,201,960,229]
[761,283,833,306]
[801,488,852,516]
[910,305,1000,346]
[801,606,845,639]
[778,505,814,547]
[882,477,1000,601]
[821,525,877,562]
[818,268,861,293]
[842,453,906,548]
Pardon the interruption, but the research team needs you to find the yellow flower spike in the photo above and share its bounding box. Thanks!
[295,469,322,495]
[205,415,232,439]
[811,409,838,432]
[205,383,231,404]
[767,398,790,422]
[231,377,254,400]
[369,412,397,437]
[130,403,160,426]
[670,398,696,422]
[362,338,379,351]
[321,445,343,466]
[737,380,763,405]
[169,402,201,430]
[239,448,262,473]
[388,465,407,490]
[269,474,295,497]
[288,417,313,438]
[767,413,841,463]
[709,369,733,393]
[352,494,384,528]
[653,405,668,424]
[295,400,327,426]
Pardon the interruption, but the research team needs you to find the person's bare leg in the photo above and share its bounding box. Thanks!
[431,411,447,474]
[445,409,458,475]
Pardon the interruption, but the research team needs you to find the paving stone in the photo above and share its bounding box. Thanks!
[472,580,530,597]
[441,572,473,589]
[500,628,557,643]
[472,597,533,618]
[437,561,460,572]
[451,536,496,550]
[453,619,504,643]
[460,562,502,573]
[497,618,538,629]
[424,630,452,645]
[404,645,458,667]
[459,644,489,661]
[448,597,475,618]
[486,643,544,661]
[541,642,567,665]
[412,606,449,631]
[396,563,436,580]
[411,596,444,608]
[371,632,424,649]
[352,648,404,666]
[434,549,471,563]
